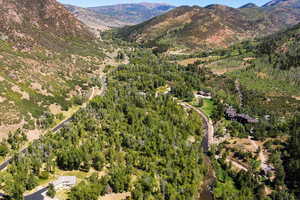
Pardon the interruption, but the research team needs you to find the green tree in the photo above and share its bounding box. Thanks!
[0,143,8,156]
[47,183,56,198]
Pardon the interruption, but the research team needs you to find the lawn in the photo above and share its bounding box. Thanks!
[55,189,69,200]
[201,99,215,117]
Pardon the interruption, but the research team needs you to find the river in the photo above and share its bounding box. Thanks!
[198,156,214,200]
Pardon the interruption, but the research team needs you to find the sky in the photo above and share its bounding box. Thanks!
[58,0,271,8]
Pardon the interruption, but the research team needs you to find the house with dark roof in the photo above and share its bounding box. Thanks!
[225,107,258,124]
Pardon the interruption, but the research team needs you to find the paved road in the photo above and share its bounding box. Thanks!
[0,75,107,172]
[179,102,214,152]
[24,187,48,200]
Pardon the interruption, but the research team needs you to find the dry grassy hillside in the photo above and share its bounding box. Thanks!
[118,1,300,50]
[0,0,106,138]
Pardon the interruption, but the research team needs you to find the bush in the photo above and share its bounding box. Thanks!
[47,183,56,198]
[0,143,8,156]
[39,171,49,180]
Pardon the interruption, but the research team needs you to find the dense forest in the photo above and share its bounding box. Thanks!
[284,114,300,198]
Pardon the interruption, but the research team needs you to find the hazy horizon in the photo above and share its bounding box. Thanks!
[58,0,270,8]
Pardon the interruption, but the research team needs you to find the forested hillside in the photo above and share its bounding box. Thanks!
[258,23,300,72]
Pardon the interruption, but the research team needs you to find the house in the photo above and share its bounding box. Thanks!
[225,107,258,124]
[195,91,212,99]
[52,176,76,190]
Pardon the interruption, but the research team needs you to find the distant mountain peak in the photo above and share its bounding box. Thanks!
[138,2,173,8]
[262,0,294,7]
[205,4,231,9]
[88,2,175,24]
[239,3,259,8]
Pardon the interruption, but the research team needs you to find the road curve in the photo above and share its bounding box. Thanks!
[24,187,48,200]
[179,102,214,152]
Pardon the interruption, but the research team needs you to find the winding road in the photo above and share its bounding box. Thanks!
[24,187,48,200]
[177,102,215,200]
[179,102,214,152]
[0,74,107,172]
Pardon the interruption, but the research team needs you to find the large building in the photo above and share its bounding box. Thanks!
[225,107,258,124]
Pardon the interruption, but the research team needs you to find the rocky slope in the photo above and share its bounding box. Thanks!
[0,0,93,49]
[0,0,105,138]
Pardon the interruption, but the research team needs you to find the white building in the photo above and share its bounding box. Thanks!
[52,176,76,190]
[195,91,212,99]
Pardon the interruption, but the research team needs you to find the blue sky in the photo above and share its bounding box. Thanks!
[58,0,270,8]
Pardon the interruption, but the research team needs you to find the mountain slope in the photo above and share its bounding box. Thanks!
[118,0,300,51]
[262,0,300,7]
[89,2,175,24]
[0,0,105,137]
[64,4,131,32]
[0,0,93,50]
[258,23,300,71]
[118,5,281,50]
[263,0,300,26]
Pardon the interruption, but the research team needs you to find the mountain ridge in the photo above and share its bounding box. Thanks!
[64,4,131,33]
[117,0,300,50]
[117,5,274,50]
[88,2,175,24]
[239,3,259,8]
[262,0,290,7]
[64,2,175,31]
